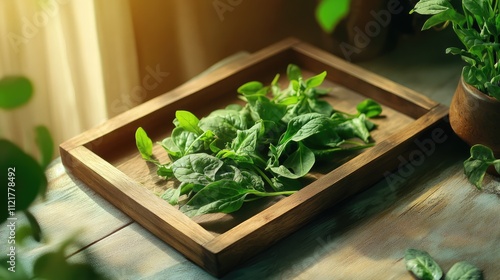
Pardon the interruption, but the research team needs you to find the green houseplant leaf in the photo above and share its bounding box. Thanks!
[315,0,350,33]
[412,0,500,100]
[411,0,453,15]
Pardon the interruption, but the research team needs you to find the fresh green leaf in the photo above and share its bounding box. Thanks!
[180,180,250,217]
[305,71,327,88]
[335,114,371,143]
[135,127,153,160]
[485,82,500,100]
[0,76,33,109]
[170,128,211,157]
[462,0,489,24]
[161,137,182,160]
[315,0,350,33]
[245,95,287,124]
[0,139,46,223]
[287,64,302,81]
[239,169,265,192]
[238,81,264,96]
[157,163,174,178]
[412,0,453,15]
[230,123,262,158]
[199,110,247,143]
[35,125,54,170]
[271,176,303,192]
[422,8,465,29]
[175,110,203,135]
[445,261,483,280]
[160,186,181,205]
[171,153,224,185]
[308,98,334,116]
[270,142,315,179]
[463,144,500,189]
[281,113,332,143]
[405,248,443,280]
[356,99,382,118]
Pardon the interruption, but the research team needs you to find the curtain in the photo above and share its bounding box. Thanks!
[0,0,139,157]
[128,0,325,102]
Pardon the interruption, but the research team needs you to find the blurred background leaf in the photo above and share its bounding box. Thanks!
[0,139,46,224]
[0,76,33,109]
[315,0,351,33]
[35,125,54,172]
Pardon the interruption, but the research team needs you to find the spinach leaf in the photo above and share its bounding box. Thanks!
[280,113,332,144]
[245,95,287,124]
[445,261,483,280]
[199,109,247,143]
[237,81,265,96]
[270,142,315,179]
[175,110,203,135]
[135,127,154,161]
[335,114,371,143]
[171,153,224,185]
[180,180,250,217]
[356,98,383,118]
[160,186,181,205]
[405,248,443,280]
[230,123,262,158]
[463,144,500,189]
[305,71,327,89]
[181,179,296,217]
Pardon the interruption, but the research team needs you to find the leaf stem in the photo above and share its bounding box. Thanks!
[250,190,297,197]
[250,165,276,190]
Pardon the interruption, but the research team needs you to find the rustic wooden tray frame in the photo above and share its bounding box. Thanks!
[60,38,448,277]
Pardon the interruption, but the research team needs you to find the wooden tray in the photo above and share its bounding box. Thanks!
[60,38,448,277]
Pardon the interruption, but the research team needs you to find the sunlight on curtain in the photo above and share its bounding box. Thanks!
[0,0,139,158]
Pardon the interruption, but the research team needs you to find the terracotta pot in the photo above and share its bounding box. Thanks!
[449,76,500,158]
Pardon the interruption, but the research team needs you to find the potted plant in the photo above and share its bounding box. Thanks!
[411,0,500,188]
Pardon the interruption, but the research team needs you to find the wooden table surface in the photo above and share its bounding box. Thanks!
[9,31,500,279]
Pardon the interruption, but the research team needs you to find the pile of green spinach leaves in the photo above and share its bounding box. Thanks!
[136,64,382,217]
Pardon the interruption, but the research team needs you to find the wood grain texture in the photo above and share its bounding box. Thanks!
[59,38,452,276]
[63,145,218,273]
